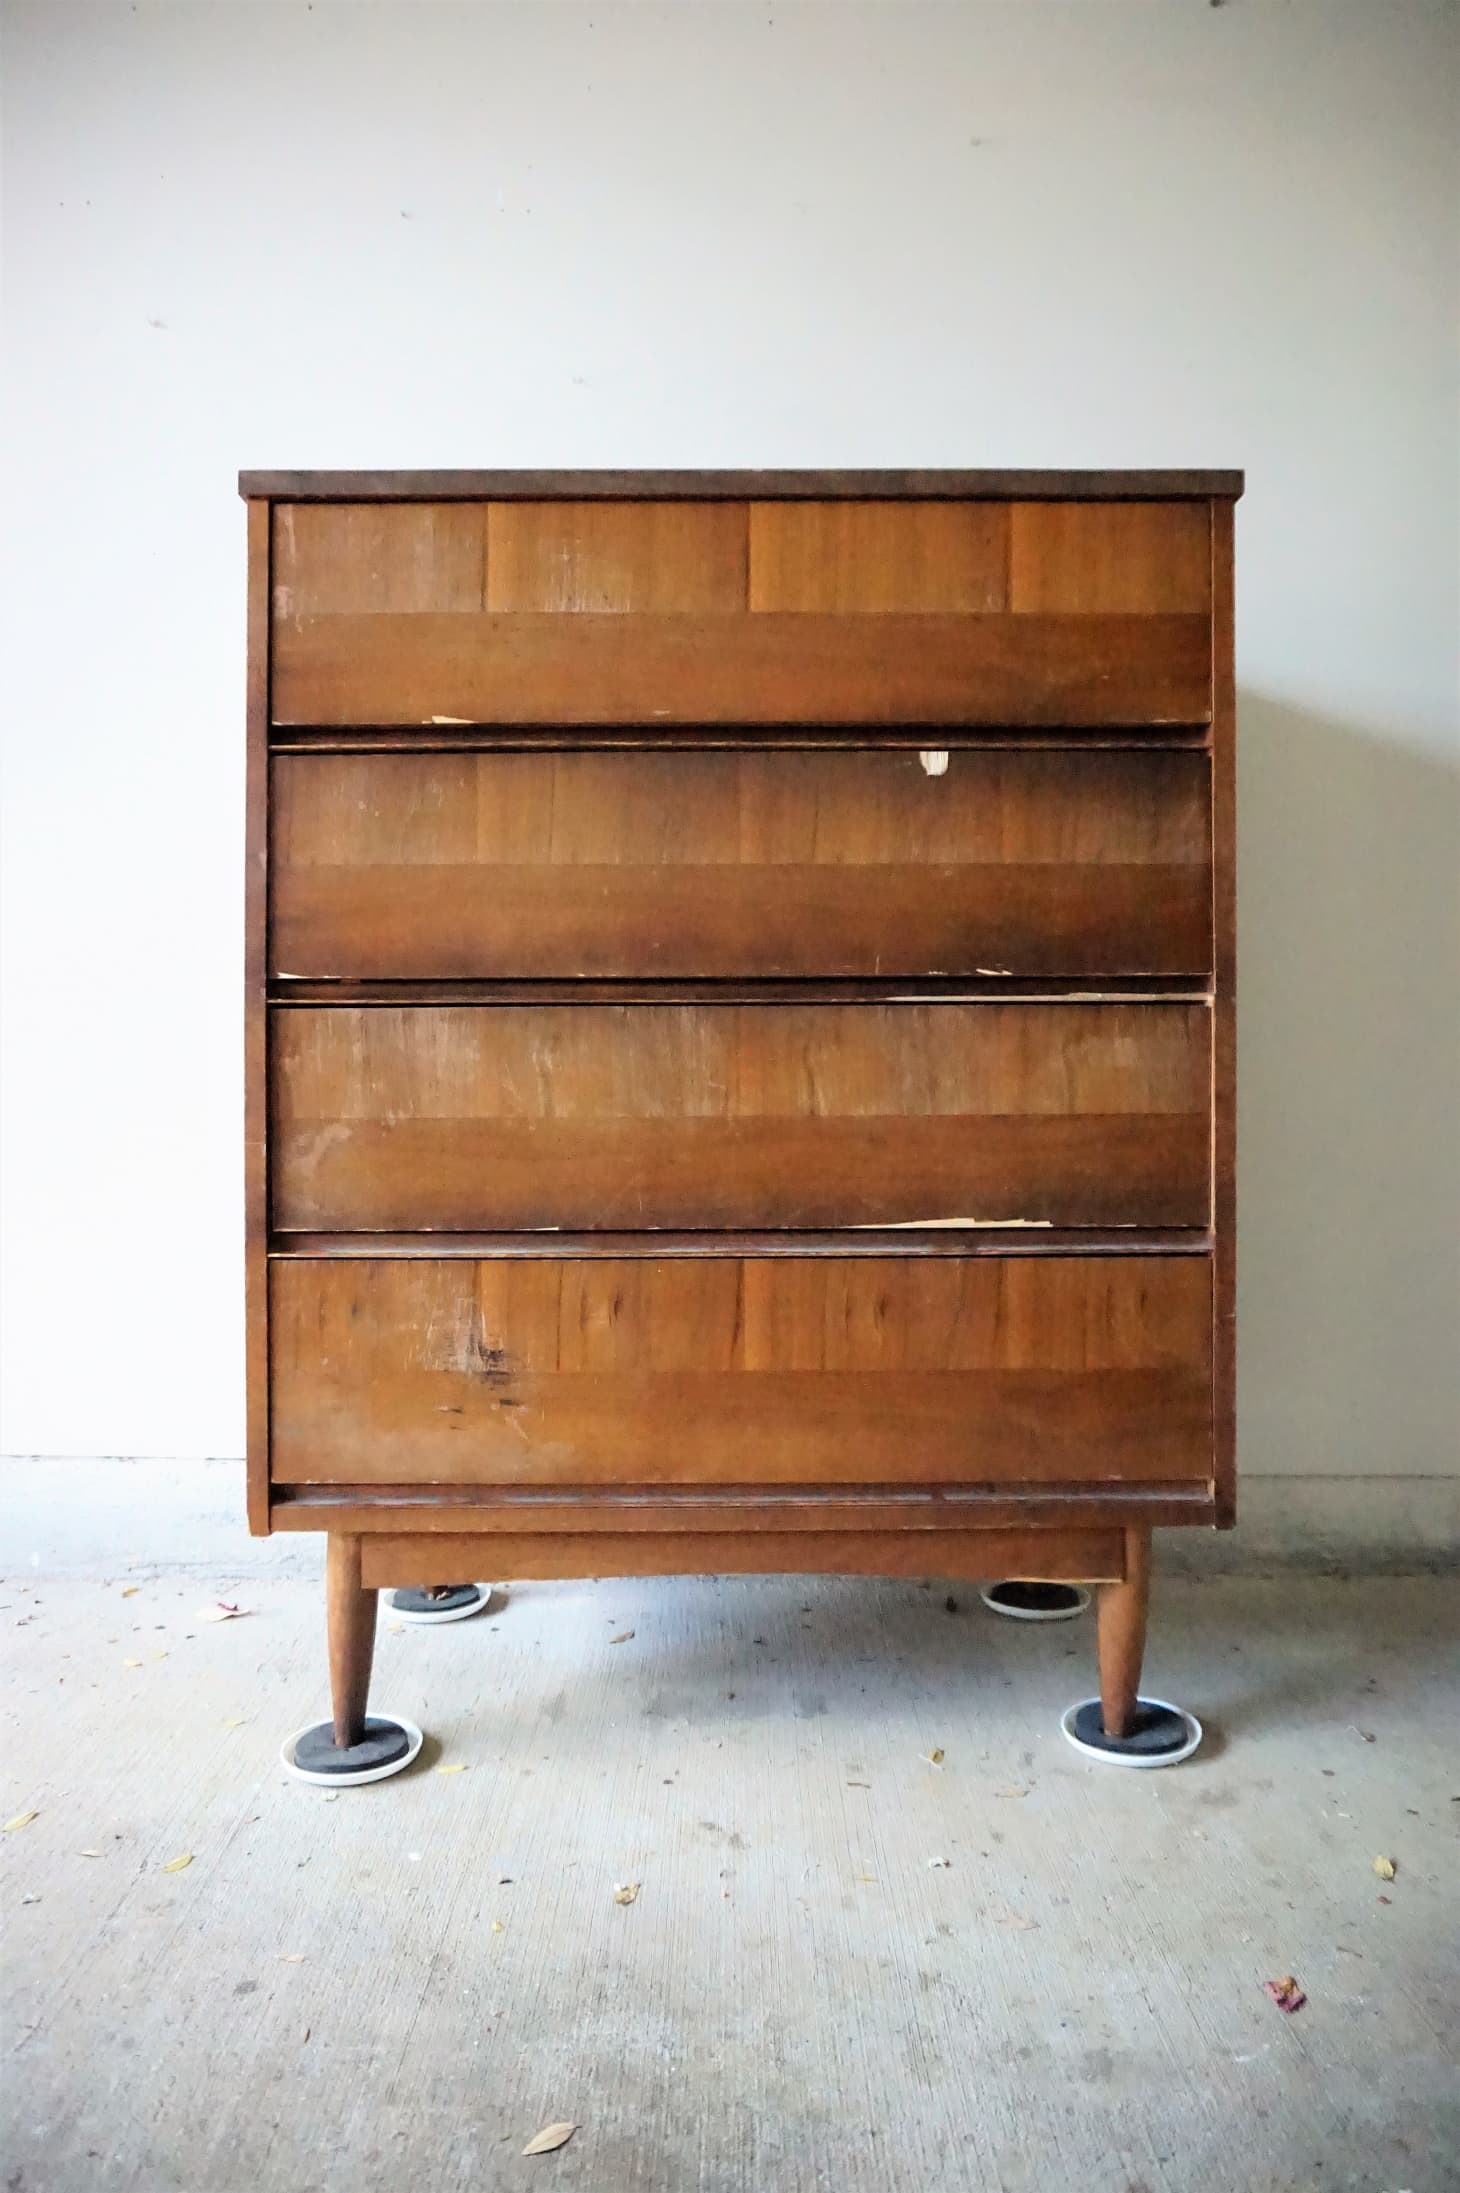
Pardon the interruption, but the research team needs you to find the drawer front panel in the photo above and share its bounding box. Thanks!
[270,1255,1215,1488]
[272,1002,1211,1232]
[271,749,1212,981]
[270,499,1212,727]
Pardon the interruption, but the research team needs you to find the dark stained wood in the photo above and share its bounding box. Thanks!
[748,502,1008,611]
[244,499,270,1536]
[271,608,1212,729]
[1096,1524,1151,1738]
[486,501,747,611]
[326,1534,377,1748]
[1211,501,1237,1528]
[241,469,1245,503]
[269,1255,1214,1489]
[270,1227,1214,1259]
[271,1002,1212,1233]
[358,1527,1129,1588]
[271,748,1212,981]
[1010,502,1212,615]
[271,1483,1215,1534]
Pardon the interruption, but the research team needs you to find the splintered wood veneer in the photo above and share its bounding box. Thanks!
[270,1256,1214,1488]
[268,494,1214,726]
[243,468,1240,1758]
[271,1002,1211,1233]
[271,748,1212,981]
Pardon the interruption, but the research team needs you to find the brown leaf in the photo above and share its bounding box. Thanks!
[613,1882,640,1905]
[522,2122,578,2156]
[1263,1975,1306,2013]
[1372,1855,1396,1880]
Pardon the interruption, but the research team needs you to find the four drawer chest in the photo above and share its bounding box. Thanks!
[241,468,1240,1782]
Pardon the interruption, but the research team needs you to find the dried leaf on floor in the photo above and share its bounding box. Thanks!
[278,1953,305,1963]
[161,1853,193,1874]
[198,1602,247,1623]
[5,1812,39,1832]
[121,1586,140,1598]
[609,1631,635,1645]
[925,1748,945,1767]
[491,1920,505,1933]
[1263,1975,1306,2013]
[522,2122,578,2156]
[123,1658,144,1668]
[1372,1855,1396,1880]
[435,1762,468,1775]
[613,1882,640,1905]
[223,1718,248,1729]
[854,1874,877,1885]
[78,1848,103,1859]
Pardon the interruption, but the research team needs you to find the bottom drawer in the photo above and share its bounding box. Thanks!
[270,1255,1213,1489]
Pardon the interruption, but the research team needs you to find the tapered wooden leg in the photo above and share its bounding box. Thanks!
[1096,1526,1150,1740]
[327,1534,378,1749]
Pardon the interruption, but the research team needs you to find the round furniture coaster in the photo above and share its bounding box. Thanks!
[980,1580,1092,1622]
[389,1584,492,1625]
[282,1715,424,1787]
[1060,1696,1202,1769]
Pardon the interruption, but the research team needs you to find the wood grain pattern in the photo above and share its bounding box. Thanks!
[358,1527,1129,1587]
[748,502,1008,612]
[271,608,1212,728]
[271,748,1213,980]
[273,502,487,616]
[271,1001,1211,1232]
[485,501,747,611]
[270,1254,1214,1488]
[1009,502,1211,615]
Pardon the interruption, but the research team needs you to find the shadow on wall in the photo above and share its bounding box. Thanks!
[1234,693,1460,1478]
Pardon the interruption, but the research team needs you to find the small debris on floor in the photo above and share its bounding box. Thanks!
[994,1786,1029,1799]
[613,1881,640,1905]
[925,1748,945,1767]
[198,1602,248,1623]
[1263,1975,1306,2013]
[121,1586,139,1598]
[161,1853,193,1874]
[522,2122,578,2157]
[278,1953,305,1963]
[4,1811,39,1832]
[491,1920,505,1933]
[992,1905,1038,1932]
[435,1762,467,1775]
[608,1631,634,1645]
[944,1596,958,1613]
[1351,1726,1377,1743]
[78,1848,102,1859]
[846,1779,871,1789]
[1372,1855,1396,1880]
[926,1855,950,1869]
[123,1657,143,1668]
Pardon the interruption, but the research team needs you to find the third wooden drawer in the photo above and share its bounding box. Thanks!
[272,999,1211,1233]
[270,748,1211,982]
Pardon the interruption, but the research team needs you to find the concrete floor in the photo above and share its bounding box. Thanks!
[3,1485,1457,2192]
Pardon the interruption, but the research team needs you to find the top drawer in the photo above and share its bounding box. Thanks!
[269,499,1213,728]
[271,747,1212,982]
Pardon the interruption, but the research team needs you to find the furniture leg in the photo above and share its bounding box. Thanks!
[1097,1525,1151,1739]
[327,1534,377,1747]
[279,1534,423,1786]
[1059,1525,1203,1766]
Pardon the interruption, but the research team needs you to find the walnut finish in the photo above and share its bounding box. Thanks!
[242,466,1240,1749]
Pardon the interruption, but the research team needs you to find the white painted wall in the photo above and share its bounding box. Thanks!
[2,4,1456,1524]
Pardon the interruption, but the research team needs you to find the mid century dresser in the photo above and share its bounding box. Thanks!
[241,468,1240,1780]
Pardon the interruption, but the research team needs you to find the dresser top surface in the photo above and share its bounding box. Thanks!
[239,467,1244,503]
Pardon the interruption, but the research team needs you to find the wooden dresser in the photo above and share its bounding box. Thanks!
[242,468,1240,1778]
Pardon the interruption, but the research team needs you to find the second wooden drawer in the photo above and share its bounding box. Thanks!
[272,1001,1211,1232]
